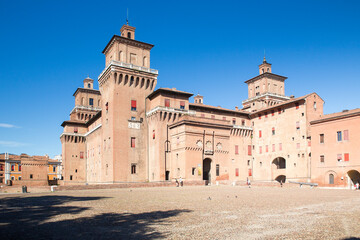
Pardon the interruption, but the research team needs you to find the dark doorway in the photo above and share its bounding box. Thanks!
[275,175,286,183]
[329,173,334,184]
[203,158,212,185]
[347,170,360,185]
[272,157,286,169]
[165,171,170,181]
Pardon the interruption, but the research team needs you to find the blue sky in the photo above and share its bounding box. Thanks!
[0,0,359,157]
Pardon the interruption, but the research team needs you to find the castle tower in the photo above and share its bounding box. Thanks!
[98,24,158,182]
[242,58,289,112]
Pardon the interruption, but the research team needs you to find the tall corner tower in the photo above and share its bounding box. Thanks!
[242,57,289,112]
[98,23,158,183]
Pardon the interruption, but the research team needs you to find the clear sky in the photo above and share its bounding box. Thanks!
[1,0,359,157]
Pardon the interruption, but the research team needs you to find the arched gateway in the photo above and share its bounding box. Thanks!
[347,170,360,185]
[203,158,212,185]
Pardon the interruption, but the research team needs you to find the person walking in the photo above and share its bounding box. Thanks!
[175,178,179,187]
[247,178,251,188]
[179,177,183,187]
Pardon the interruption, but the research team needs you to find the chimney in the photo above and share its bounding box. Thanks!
[235,106,239,111]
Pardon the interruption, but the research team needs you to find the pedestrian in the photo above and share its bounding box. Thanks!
[180,177,183,187]
[280,180,283,188]
[356,182,359,190]
[247,178,251,188]
[175,178,179,187]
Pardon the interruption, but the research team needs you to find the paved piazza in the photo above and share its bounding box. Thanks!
[1,186,360,239]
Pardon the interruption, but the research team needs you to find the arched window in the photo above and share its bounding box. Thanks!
[262,69,264,74]
[119,51,123,61]
[329,174,334,184]
[88,83,91,88]
[127,32,131,38]
[267,68,269,72]
[143,56,147,67]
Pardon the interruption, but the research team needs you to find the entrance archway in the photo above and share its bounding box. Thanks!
[272,157,286,169]
[275,175,286,183]
[347,170,360,185]
[203,158,212,184]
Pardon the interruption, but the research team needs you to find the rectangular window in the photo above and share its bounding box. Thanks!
[272,144,275,152]
[279,143,282,151]
[89,98,94,106]
[320,155,324,163]
[337,154,342,162]
[192,167,196,175]
[180,101,185,109]
[344,130,349,141]
[235,145,239,155]
[153,130,155,139]
[74,127,78,133]
[11,164,14,171]
[266,145,268,153]
[30,174,33,179]
[165,99,170,107]
[53,166,56,172]
[105,102,109,111]
[320,134,324,143]
[344,153,349,161]
[241,120,245,126]
[296,121,300,130]
[18,165,21,171]
[131,100,137,111]
[131,164,136,174]
[272,127,275,135]
[248,145,252,156]
[296,143,300,149]
[80,152,84,159]
[232,118,236,124]
[131,137,136,148]
[308,141,311,147]
[271,110,274,116]
[259,130,262,138]
[0,165,3,171]
[295,103,299,109]
[337,131,342,141]
[216,164,220,176]
[259,146,262,154]
[278,108,281,114]
[248,169,252,177]
[235,168,239,177]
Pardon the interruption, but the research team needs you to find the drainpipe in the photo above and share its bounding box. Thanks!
[164,124,169,180]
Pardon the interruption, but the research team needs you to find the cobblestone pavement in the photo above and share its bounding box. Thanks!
[1,186,360,239]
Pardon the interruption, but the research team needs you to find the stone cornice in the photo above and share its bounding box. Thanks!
[244,72,287,84]
[102,35,154,54]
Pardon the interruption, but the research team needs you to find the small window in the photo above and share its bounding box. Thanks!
[80,152,84,159]
[165,99,170,107]
[53,166,56,172]
[70,175,73,180]
[272,144,275,152]
[11,176,15,181]
[131,164,136,174]
[131,100,137,111]
[259,130,262,138]
[344,130,349,141]
[337,154,342,162]
[272,127,275,135]
[247,160,250,166]
[320,155,325,163]
[74,127,78,133]
[259,146,262,154]
[216,164,220,176]
[337,131,342,142]
[192,167,196,175]
[89,98,94,106]
[235,168,239,177]
[344,153,349,161]
[232,118,236,124]
[153,130,155,139]
[266,145,268,153]
[320,134,324,143]
[235,145,239,155]
[127,32,131,38]
[248,145,252,156]
[75,169,78,173]
[314,102,317,110]
[248,169,252,177]
[180,101,185,110]
[19,176,22,180]
[11,164,15,171]
[131,137,136,148]
[18,165,21,171]
[296,143,300,149]
[241,120,245,126]
[88,83,91,88]
[296,121,300,130]
[105,102,109,111]
[30,174,33,179]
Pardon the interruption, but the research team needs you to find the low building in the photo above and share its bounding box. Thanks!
[310,109,360,188]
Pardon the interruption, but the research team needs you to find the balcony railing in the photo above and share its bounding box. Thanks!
[242,92,290,104]
[98,60,158,79]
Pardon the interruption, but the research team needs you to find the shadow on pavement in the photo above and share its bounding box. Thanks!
[0,195,191,239]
